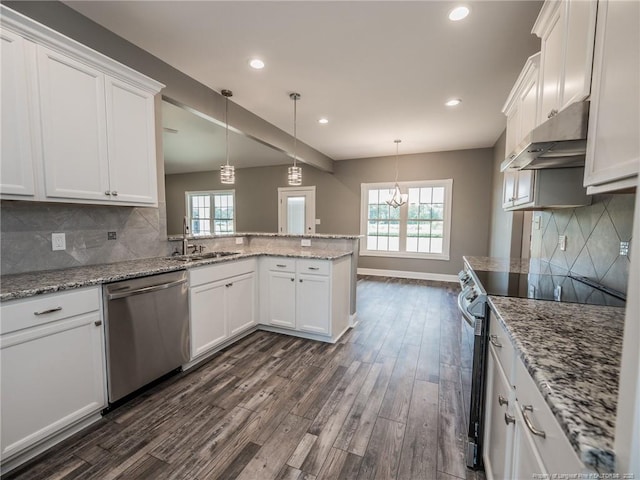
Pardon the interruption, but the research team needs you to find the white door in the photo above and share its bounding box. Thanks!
[189,281,227,358]
[0,29,36,198]
[296,273,330,335]
[267,270,296,329]
[37,45,110,201]
[278,186,316,234]
[226,273,256,336]
[105,77,157,205]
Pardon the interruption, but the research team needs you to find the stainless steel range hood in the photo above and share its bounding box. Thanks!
[501,101,589,172]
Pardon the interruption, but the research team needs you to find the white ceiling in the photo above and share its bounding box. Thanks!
[65,0,542,161]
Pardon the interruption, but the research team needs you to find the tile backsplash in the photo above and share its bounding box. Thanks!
[529,194,635,294]
[1,201,170,275]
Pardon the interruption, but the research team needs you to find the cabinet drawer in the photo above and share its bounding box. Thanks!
[514,359,583,474]
[190,259,256,286]
[489,314,515,382]
[264,257,296,273]
[0,287,101,335]
[296,259,329,276]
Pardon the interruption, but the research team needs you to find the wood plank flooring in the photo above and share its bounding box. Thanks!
[4,276,485,480]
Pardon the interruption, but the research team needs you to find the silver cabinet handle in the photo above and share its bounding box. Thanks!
[225,283,233,288]
[34,306,62,316]
[308,267,319,271]
[498,395,508,406]
[547,109,558,119]
[299,279,303,283]
[105,191,111,196]
[489,335,502,348]
[94,320,102,327]
[290,278,295,282]
[504,412,515,426]
[521,405,546,438]
[111,191,118,197]
[107,278,187,300]
[276,264,287,268]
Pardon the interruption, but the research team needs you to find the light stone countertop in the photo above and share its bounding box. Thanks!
[462,255,624,471]
[488,292,625,473]
[167,232,362,241]
[0,248,352,302]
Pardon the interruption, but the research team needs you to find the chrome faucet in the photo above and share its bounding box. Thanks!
[182,217,194,255]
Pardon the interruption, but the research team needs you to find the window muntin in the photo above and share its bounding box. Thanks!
[186,190,235,236]
[360,180,452,260]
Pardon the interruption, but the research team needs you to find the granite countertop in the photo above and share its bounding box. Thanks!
[464,255,568,275]
[488,295,625,472]
[167,232,363,241]
[0,248,352,302]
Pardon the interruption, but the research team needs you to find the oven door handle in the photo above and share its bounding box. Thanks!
[457,290,476,328]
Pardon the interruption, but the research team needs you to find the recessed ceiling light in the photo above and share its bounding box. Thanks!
[249,58,265,69]
[318,118,329,124]
[445,98,462,107]
[448,6,470,21]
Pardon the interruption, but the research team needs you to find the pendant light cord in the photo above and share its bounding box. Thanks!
[394,139,401,183]
[293,96,298,168]
[225,95,230,167]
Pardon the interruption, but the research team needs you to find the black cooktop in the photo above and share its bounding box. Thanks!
[472,270,626,308]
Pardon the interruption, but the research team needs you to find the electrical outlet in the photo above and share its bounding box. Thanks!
[301,239,312,247]
[559,235,567,251]
[51,232,66,251]
[315,219,321,225]
[620,241,630,256]
[107,231,117,240]
[533,215,541,230]
[235,237,244,245]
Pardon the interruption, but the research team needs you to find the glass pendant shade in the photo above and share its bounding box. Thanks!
[220,89,235,185]
[288,165,302,186]
[220,164,235,184]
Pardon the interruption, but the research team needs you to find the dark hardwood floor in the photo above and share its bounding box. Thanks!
[5,276,484,480]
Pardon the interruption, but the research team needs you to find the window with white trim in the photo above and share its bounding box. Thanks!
[185,190,235,236]
[360,180,453,260]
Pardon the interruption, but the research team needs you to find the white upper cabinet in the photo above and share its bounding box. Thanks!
[0,6,164,206]
[532,0,597,123]
[0,28,36,198]
[583,0,639,193]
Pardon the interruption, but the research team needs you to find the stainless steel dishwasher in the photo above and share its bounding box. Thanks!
[103,270,189,403]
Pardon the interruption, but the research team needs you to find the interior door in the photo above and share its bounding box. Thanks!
[278,186,316,234]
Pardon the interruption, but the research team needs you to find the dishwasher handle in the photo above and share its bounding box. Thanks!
[107,277,188,300]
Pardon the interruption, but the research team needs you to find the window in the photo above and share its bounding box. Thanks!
[360,180,453,260]
[186,190,235,236]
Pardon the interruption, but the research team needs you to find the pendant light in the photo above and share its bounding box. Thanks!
[287,92,302,186]
[386,139,408,208]
[220,89,235,184]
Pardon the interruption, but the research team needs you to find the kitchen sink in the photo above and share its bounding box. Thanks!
[170,251,241,262]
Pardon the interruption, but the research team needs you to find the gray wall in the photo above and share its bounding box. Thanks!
[488,131,524,258]
[529,194,635,293]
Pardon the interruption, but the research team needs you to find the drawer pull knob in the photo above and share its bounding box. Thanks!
[276,264,287,268]
[225,283,233,288]
[489,335,502,348]
[105,191,111,196]
[34,306,62,316]
[290,278,295,282]
[504,412,515,426]
[111,191,118,197]
[94,320,102,327]
[498,395,508,406]
[521,405,546,438]
[308,267,320,270]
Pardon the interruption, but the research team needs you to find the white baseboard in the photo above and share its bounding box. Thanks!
[357,267,458,283]
[349,313,358,327]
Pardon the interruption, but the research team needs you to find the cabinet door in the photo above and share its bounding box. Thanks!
[0,312,105,460]
[482,346,514,480]
[0,29,36,198]
[538,4,564,123]
[226,273,256,337]
[296,273,330,335]
[267,271,296,329]
[105,77,158,205]
[504,105,520,158]
[584,0,640,189]
[561,0,597,109]
[519,75,538,147]
[37,46,110,201]
[502,171,517,208]
[190,281,227,358]
[514,170,535,206]
[511,411,547,480]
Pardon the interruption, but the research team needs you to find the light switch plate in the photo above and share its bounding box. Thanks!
[235,237,244,245]
[315,219,321,225]
[301,239,311,247]
[559,235,567,251]
[533,215,541,230]
[52,232,66,251]
[620,241,630,256]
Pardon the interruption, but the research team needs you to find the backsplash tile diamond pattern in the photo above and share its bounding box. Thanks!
[530,194,635,294]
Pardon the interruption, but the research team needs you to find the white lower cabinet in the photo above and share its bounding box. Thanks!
[484,315,588,479]
[189,259,257,360]
[0,287,106,465]
[260,256,351,342]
